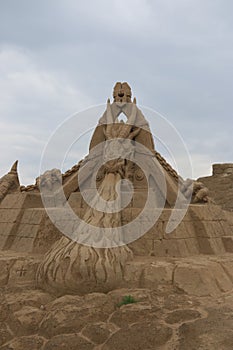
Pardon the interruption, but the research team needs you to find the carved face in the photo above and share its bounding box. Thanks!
[113,82,132,103]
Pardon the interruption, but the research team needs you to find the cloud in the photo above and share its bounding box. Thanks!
[0,0,232,184]
[0,47,92,184]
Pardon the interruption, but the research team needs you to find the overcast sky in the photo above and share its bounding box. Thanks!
[0,0,232,185]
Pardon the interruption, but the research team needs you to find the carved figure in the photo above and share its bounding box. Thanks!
[36,168,62,194]
[36,82,189,295]
[36,89,143,295]
[181,178,210,204]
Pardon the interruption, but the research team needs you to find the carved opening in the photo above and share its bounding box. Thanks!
[117,112,128,123]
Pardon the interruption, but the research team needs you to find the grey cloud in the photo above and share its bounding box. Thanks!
[0,0,232,183]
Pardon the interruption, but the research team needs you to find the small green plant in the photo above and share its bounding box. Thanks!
[117,295,137,307]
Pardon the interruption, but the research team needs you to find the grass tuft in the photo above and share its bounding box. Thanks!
[117,295,137,307]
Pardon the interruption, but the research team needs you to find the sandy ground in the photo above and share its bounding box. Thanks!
[1,252,233,349]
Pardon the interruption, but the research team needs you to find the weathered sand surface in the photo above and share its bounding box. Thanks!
[1,252,233,349]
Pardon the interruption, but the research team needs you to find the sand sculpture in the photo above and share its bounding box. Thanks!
[36,82,191,295]
[1,83,233,349]
[0,82,233,297]
[180,179,210,204]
